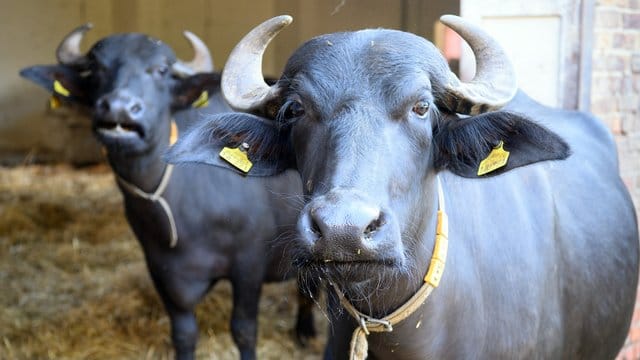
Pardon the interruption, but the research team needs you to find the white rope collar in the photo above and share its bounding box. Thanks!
[333,176,448,359]
[116,164,178,248]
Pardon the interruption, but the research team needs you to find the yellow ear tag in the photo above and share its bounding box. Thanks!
[49,96,62,109]
[169,120,179,146]
[477,140,510,176]
[53,80,70,97]
[219,144,253,173]
[191,90,209,108]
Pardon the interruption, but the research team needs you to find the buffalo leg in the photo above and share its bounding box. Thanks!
[230,273,262,360]
[149,271,209,360]
[167,306,199,360]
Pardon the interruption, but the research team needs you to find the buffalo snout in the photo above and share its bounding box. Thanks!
[297,189,403,267]
[96,90,145,121]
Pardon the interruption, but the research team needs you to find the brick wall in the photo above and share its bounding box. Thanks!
[591,0,640,358]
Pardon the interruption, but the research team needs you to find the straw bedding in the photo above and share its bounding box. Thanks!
[0,164,326,359]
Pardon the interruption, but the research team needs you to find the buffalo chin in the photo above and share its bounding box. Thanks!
[299,257,404,286]
[94,125,149,154]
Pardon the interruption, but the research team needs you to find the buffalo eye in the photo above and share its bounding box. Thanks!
[412,101,430,118]
[149,65,169,78]
[280,100,305,121]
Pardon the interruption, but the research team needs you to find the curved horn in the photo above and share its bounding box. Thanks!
[56,23,93,65]
[439,15,517,115]
[221,15,292,112]
[183,31,214,72]
[171,31,214,77]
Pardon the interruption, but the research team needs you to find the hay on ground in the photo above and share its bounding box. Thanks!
[0,164,327,360]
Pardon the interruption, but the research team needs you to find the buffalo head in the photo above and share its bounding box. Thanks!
[167,15,570,302]
[21,24,218,156]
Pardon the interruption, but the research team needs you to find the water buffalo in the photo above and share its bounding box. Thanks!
[20,25,315,360]
[167,15,640,360]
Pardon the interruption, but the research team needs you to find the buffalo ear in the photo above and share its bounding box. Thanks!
[164,112,296,176]
[433,111,571,178]
[171,72,222,110]
[19,64,91,105]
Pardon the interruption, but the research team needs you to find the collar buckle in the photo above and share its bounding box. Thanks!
[357,314,393,334]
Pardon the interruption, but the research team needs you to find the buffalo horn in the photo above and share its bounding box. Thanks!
[221,15,292,112]
[56,23,93,65]
[439,15,517,115]
[171,31,214,77]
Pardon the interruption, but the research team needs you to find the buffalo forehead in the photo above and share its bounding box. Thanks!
[89,33,176,65]
[284,30,442,117]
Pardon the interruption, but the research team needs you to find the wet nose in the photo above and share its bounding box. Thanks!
[298,189,387,259]
[96,92,144,120]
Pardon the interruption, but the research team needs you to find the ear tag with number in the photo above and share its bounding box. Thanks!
[191,90,209,108]
[477,140,510,176]
[49,96,62,109]
[169,120,179,146]
[219,143,253,173]
[53,80,70,97]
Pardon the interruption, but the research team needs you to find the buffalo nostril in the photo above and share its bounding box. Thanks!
[129,103,142,115]
[98,99,110,113]
[364,212,385,237]
[310,217,322,237]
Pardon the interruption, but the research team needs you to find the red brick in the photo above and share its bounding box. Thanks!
[624,115,640,134]
[595,31,614,49]
[614,32,637,49]
[593,55,627,71]
[598,0,629,6]
[591,96,620,114]
[619,95,640,111]
[623,13,640,28]
[592,74,625,94]
[632,53,640,73]
[596,8,624,28]
[623,77,635,93]
[633,75,640,92]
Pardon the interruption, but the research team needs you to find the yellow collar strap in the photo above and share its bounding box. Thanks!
[333,176,448,360]
[170,119,179,146]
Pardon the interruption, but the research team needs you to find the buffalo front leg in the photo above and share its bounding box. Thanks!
[149,272,208,360]
[229,272,262,360]
[167,307,199,360]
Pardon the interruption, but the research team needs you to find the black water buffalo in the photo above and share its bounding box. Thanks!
[167,15,640,359]
[20,25,316,360]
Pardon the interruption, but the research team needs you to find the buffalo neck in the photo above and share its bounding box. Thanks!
[105,126,172,195]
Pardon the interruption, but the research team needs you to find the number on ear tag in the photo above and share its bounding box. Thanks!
[219,146,253,173]
[191,90,209,108]
[477,141,510,176]
[53,80,70,97]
